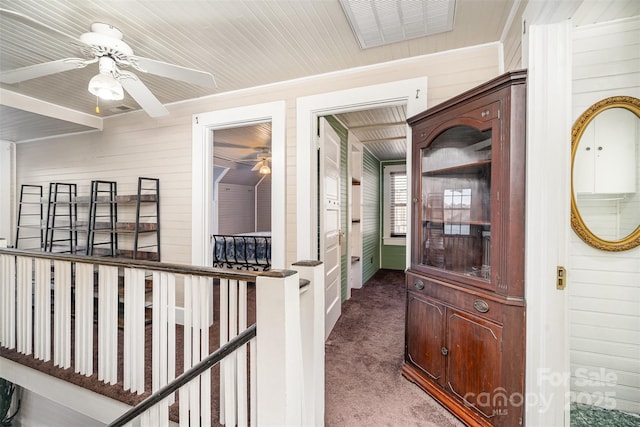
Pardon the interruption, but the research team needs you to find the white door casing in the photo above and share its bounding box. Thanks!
[319,118,342,339]
[192,101,286,269]
[523,18,572,427]
[296,78,428,264]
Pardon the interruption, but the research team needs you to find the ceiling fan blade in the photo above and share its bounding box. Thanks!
[119,72,169,118]
[0,58,90,84]
[0,8,85,46]
[213,141,249,149]
[132,56,216,89]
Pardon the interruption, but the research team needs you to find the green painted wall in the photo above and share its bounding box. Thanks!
[381,245,406,270]
[362,149,381,284]
[325,116,349,302]
[380,160,407,271]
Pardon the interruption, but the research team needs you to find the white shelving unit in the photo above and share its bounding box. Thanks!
[350,144,363,290]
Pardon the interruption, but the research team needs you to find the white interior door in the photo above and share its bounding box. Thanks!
[319,117,341,340]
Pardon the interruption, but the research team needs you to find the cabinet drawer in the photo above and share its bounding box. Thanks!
[458,101,500,123]
[407,272,504,324]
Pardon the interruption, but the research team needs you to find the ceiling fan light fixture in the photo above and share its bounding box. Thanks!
[259,163,271,175]
[88,72,124,100]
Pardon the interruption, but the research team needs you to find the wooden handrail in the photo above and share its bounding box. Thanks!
[107,323,257,427]
[0,248,260,282]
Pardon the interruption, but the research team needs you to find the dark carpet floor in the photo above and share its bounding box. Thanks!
[324,268,463,426]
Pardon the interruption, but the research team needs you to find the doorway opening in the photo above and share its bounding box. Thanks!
[191,101,285,269]
[297,77,427,337]
[212,123,272,271]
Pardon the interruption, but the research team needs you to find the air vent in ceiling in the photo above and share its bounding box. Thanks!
[109,105,136,113]
[339,0,456,49]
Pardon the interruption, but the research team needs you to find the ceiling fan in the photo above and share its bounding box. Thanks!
[250,149,272,175]
[0,8,216,117]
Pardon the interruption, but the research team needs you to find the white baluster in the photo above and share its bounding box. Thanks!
[124,268,145,394]
[98,265,118,384]
[189,377,200,427]
[53,260,71,368]
[159,272,168,390]
[200,276,212,427]
[181,275,192,421]
[34,258,51,361]
[152,271,177,405]
[179,386,189,427]
[0,254,16,349]
[168,273,176,396]
[158,397,169,427]
[189,275,201,426]
[219,277,228,424]
[237,280,248,427]
[250,336,257,427]
[141,408,151,427]
[16,256,32,355]
[224,279,238,426]
[75,262,94,376]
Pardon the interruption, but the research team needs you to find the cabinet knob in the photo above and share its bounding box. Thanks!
[473,299,489,313]
[597,146,603,151]
[585,146,591,151]
[441,347,449,356]
[414,280,425,290]
[412,197,418,203]
[420,132,426,138]
[481,110,490,118]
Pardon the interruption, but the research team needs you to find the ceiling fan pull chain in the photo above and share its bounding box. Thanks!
[95,96,100,114]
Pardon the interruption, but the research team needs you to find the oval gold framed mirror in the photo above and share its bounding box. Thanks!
[571,96,640,251]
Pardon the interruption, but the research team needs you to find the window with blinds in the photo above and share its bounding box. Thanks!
[390,171,407,237]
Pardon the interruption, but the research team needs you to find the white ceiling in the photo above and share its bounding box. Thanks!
[0,0,520,147]
[1,0,637,160]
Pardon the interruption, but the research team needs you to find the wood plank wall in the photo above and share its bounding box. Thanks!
[362,148,380,284]
[570,16,640,414]
[501,0,527,72]
[217,183,256,234]
[15,44,502,267]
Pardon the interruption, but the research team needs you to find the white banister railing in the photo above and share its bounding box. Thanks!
[0,249,325,426]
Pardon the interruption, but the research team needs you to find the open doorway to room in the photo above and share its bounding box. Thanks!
[191,101,285,270]
[211,123,272,271]
[297,78,427,339]
[318,107,409,337]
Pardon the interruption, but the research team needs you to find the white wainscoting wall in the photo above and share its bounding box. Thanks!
[570,16,640,414]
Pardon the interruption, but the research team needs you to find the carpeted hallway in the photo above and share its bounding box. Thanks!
[324,268,463,426]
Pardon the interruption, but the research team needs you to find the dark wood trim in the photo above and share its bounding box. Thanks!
[0,248,259,282]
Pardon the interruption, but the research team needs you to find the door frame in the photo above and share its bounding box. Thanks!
[296,78,428,264]
[191,101,286,269]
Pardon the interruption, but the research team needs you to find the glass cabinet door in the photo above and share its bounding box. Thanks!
[420,125,492,280]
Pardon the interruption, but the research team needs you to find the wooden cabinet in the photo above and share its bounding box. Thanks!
[573,106,637,194]
[403,71,527,427]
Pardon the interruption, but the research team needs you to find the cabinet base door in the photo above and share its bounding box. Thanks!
[406,293,445,385]
[446,309,502,419]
